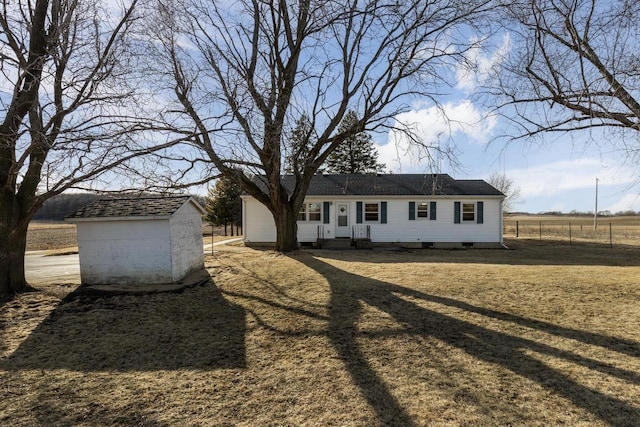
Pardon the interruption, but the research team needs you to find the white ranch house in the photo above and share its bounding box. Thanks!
[67,196,205,285]
[242,174,505,248]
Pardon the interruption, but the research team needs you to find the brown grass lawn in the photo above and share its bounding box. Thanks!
[3,240,640,426]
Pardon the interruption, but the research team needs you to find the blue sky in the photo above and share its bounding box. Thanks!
[373,102,640,213]
[372,34,640,214]
[4,1,638,214]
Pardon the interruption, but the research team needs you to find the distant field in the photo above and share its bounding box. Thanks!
[505,215,640,246]
[506,214,640,225]
[26,222,77,251]
[26,221,241,251]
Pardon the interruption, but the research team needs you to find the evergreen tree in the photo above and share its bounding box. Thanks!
[205,177,242,230]
[285,115,316,174]
[325,111,385,174]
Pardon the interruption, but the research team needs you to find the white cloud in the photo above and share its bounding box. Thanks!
[456,33,511,93]
[604,193,640,213]
[504,158,636,199]
[376,100,496,173]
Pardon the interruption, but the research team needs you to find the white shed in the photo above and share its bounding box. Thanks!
[67,196,206,285]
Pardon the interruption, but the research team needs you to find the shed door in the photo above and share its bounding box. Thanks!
[335,203,350,238]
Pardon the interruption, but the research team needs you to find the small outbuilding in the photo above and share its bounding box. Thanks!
[67,195,206,285]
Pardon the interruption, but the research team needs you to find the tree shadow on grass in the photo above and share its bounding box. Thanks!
[300,254,640,427]
[0,276,246,371]
[307,239,640,267]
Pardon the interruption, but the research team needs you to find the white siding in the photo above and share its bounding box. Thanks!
[244,196,503,244]
[297,198,330,241]
[371,198,502,243]
[242,197,332,243]
[76,219,173,285]
[169,202,205,281]
[243,197,276,242]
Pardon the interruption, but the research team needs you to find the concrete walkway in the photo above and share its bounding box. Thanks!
[203,237,243,252]
[25,252,81,285]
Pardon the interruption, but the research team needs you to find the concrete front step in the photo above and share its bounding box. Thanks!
[317,238,354,249]
[316,238,373,249]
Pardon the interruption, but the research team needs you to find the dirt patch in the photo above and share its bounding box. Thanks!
[69,269,211,297]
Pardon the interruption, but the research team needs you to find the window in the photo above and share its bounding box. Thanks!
[417,202,429,218]
[462,203,475,221]
[365,203,379,221]
[308,203,321,221]
[298,203,322,222]
[297,204,307,221]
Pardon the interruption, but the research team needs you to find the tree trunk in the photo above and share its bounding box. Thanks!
[274,204,299,252]
[0,195,30,295]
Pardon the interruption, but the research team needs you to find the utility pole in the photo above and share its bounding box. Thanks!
[594,177,599,231]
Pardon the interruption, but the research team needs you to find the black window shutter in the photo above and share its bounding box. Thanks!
[409,202,415,220]
[454,202,461,224]
[356,201,363,224]
[381,202,387,224]
[430,201,437,220]
[323,202,330,224]
[477,201,484,224]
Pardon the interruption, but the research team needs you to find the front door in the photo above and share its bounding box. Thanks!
[335,202,350,238]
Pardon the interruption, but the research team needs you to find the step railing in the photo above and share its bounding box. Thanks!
[352,225,371,240]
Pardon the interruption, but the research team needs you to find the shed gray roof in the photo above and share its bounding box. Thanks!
[66,195,202,219]
[251,174,504,197]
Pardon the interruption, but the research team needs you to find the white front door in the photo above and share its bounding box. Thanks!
[335,202,350,238]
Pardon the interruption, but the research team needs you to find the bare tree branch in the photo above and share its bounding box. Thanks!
[151,0,498,251]
[491,0,640,143]
[0,0,181,294]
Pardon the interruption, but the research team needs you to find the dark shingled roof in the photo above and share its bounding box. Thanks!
[251,174,504,197]
[66,196,194,219]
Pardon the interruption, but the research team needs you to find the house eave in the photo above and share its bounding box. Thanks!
[243,194,505,199]
[186,196,207,215]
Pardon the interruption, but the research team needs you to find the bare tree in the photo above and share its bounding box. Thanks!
[152,0,496,252]
[492,0,640,146]
[487,172,521,212]
[0,0,174,295]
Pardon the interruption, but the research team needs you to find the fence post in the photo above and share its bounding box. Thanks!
[516,221,519,238]
[211,223,214,255]
[539,221,542,240]
[569,222,572,246]
[610,222,613,249]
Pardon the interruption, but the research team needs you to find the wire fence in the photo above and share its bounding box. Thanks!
[202,223,242,238]
[504,219,640,247]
